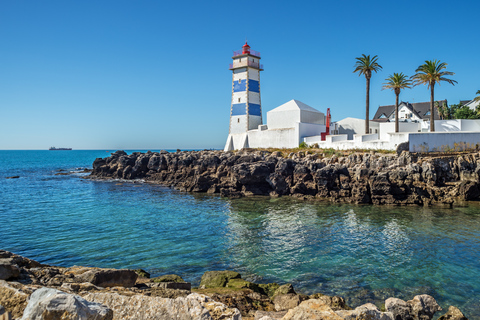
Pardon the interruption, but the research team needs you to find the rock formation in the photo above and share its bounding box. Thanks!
[0,250,470,320]
[89,149,480,205]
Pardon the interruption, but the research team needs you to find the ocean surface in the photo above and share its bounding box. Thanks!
[1,150,480,317]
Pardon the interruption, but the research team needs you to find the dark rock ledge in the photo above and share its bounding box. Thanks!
[0,250,470,320]
[88,149,480,206]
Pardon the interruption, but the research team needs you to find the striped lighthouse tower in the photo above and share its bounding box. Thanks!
[224,42,263,151]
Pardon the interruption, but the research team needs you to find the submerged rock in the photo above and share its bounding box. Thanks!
[199,271,241,288]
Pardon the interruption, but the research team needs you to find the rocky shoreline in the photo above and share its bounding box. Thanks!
[89,149,480,206]
[0,250,470,320]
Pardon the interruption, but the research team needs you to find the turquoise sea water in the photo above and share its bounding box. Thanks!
[1,150,480,317]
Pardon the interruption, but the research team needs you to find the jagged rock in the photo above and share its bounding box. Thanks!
[272,283,295,297]
[152,274,184,283]
[335,303,394,320]
[21,287,113,320]
[0,265,20,281]
[407,295,442,320]
[88,149,480,205]
[151,282,191,290]
[199,271,241,288]
[385,295,442,320]
[76,268,138,288]
[308,294,349,311]
[273,293,305,311]
[83,292,240,320]
[134,269,150,278]
[0,280,31,319]
[254,310,287,319]
[60,282,102,293]
[282,299,344,320]
[258,283,280,297]
[437,306,469,320]
[385,297,413,320]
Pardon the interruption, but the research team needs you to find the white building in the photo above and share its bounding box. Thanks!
[224,43,327,151]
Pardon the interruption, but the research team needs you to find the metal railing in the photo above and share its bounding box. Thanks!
[229,60,263,69]
[233,49,261,57]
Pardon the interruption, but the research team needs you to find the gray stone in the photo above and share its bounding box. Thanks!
[336,303,394,320]
[386,297,413,320]
[21,287,113,320]
[83,292,241,320]
[78,269,138,288]
[0,265,20,281]
[254,310,287,319]
[152,282,191,290]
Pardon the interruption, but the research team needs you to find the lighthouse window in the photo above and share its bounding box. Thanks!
[238,79,241,84]
[238,98,241,102]
[237,118,240,123]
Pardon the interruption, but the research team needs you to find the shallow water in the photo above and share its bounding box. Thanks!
[1,150,479,317]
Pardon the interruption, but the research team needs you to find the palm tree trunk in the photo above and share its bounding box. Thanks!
[430,84,435,132]
[365,77,370,134]
[395,93,399,133]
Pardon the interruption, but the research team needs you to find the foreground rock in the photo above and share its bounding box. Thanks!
[0,250,471,320]
[89,149,480,205]
[21,287,113,320]
[386,295,442,320]
[84,292,240,320]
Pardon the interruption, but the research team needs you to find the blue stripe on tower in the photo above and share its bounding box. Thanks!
[249,104,261,116]
[233,80,246,92]
[231,103,247,115]
[248,80,260,93]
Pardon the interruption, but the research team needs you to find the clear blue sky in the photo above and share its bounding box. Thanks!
[1,0,479,150]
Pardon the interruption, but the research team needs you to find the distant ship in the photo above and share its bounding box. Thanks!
[49,147,72,150]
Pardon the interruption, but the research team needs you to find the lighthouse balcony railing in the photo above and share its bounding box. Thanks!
[229,61,263,69]
[233,49,261,57]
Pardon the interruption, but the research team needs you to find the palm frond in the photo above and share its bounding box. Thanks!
[411,59,456,88]
[353,54,383,77]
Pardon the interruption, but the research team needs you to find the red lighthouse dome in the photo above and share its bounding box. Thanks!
[242,42,250,54]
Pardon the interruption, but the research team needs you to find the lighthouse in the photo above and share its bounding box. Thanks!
[224,42,263,151]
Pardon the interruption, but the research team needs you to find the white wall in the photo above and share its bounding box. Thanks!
[267,110,299,129]
[336,118,379,140]
[232,91,247,104]
[378,122,420,141]
[230,115,247,134]
[247,128,297,148]
[233,72,247,81]
[297,123,326,142]
[249,69,260,81]
[409,132,480,152]
[300,110,325,125]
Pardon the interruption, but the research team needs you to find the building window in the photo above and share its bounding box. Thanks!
[238,98,241,103]
[375,129,378,133]
[237,118,240,123]
[369,128,372,133]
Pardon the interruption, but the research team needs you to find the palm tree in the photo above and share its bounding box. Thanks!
[411,60,457,132]
[354,54,382,134]
[474,90,480,102]
[382,73,412,132]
